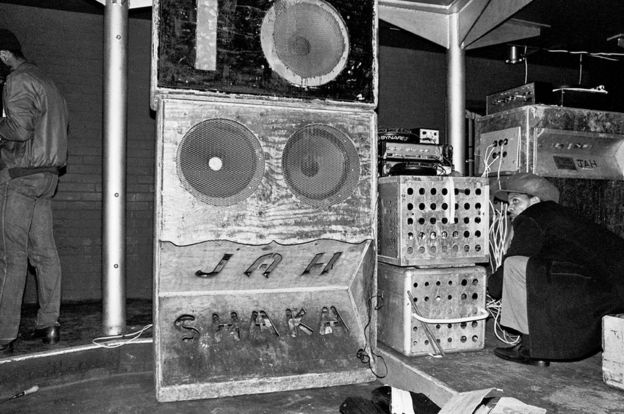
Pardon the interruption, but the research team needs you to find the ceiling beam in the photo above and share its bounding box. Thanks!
[379,4,450,48]
[379,0,472,14]
[379,0,539,51]
[465,18,545,50]
[460,0,534,47]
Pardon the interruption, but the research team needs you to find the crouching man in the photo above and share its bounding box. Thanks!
[488,173,624,366]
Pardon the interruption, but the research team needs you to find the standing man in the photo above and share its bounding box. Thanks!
[488,172,624,366]
[0,29,68,355]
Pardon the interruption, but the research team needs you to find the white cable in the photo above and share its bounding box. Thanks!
[486,296,520,345]
[524,46,529,84]
[481,143,497,177]
[92,324,153,349]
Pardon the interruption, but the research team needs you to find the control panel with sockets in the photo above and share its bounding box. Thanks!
[475,127,521,175]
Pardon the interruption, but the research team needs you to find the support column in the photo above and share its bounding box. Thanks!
[447,12,466,175]
[102,0,128,335]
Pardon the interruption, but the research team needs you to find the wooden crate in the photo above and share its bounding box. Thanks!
[154,239,376,402]
[603,314,624,390]
[377,263,487,357]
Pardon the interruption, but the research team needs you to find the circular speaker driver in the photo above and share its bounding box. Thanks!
[282,124,360,208]
[260,0,350,87]
[177,119,265,206]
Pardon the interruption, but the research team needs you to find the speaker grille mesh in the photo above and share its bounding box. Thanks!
[261,0,349,87]
[177,119,265,206]
[282,124,359,207]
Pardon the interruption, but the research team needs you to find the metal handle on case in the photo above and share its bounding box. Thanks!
[406,290,490,357]
[409,301,490,325]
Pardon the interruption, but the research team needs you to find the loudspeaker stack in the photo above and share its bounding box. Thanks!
[377,175,490,357]
[150,0,378,402]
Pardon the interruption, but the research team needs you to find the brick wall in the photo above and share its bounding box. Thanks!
[0,4,155,301]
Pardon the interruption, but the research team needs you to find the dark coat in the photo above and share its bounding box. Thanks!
[488,201,624,360]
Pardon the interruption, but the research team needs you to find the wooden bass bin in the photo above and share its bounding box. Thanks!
[377,263,487,357]
[155,239,376,401]
[153,98,377,401]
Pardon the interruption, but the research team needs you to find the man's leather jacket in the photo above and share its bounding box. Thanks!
[0,61,68,174]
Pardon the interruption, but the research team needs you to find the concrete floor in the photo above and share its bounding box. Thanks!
[1,300,624,413]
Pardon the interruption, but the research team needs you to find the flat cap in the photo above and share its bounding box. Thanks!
[494,172,560,203]
[0,29,21,51]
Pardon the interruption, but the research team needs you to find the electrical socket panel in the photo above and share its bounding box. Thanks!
[476,127,521,175]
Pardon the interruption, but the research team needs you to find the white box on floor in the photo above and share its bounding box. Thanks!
[603,314,624,390]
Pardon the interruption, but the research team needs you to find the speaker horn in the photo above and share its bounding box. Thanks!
[260,0,350,87]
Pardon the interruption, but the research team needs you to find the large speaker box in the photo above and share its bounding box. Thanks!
[157,97,376,246]
[150,0,377,107]
[155,239,376,401]
[153,96,378,401]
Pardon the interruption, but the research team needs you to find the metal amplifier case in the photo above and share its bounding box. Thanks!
[378,176,490,267]
[486,82,553,115]
[475,105,624,180]
[377,263,486,357]
[378,128,440,145]
[379,141,444,162]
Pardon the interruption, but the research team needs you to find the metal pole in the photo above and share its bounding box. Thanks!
[447,12,466,175]
[102,0,128,335]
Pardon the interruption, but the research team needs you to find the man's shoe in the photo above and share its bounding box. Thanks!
[0,340,14,356]
[494,343,549,367]
[24,326,60,344]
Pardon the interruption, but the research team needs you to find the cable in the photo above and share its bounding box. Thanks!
[578,53,583,85]
[359,293,387,379]
[486,295,520,345]
[524,46,529,84]
[486,182,519,345]
[91,324,153,348]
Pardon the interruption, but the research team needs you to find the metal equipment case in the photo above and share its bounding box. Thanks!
[378,176,490,267]
[377,263,487,357]
[475,104,624,238]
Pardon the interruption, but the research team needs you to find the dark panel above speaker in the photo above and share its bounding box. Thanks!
[151,0,377,108]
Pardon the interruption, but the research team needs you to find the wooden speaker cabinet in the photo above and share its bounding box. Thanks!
[151,0,377,108]
[153,96,378,401]
[156,97,376,246]
[155,239,376,401]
